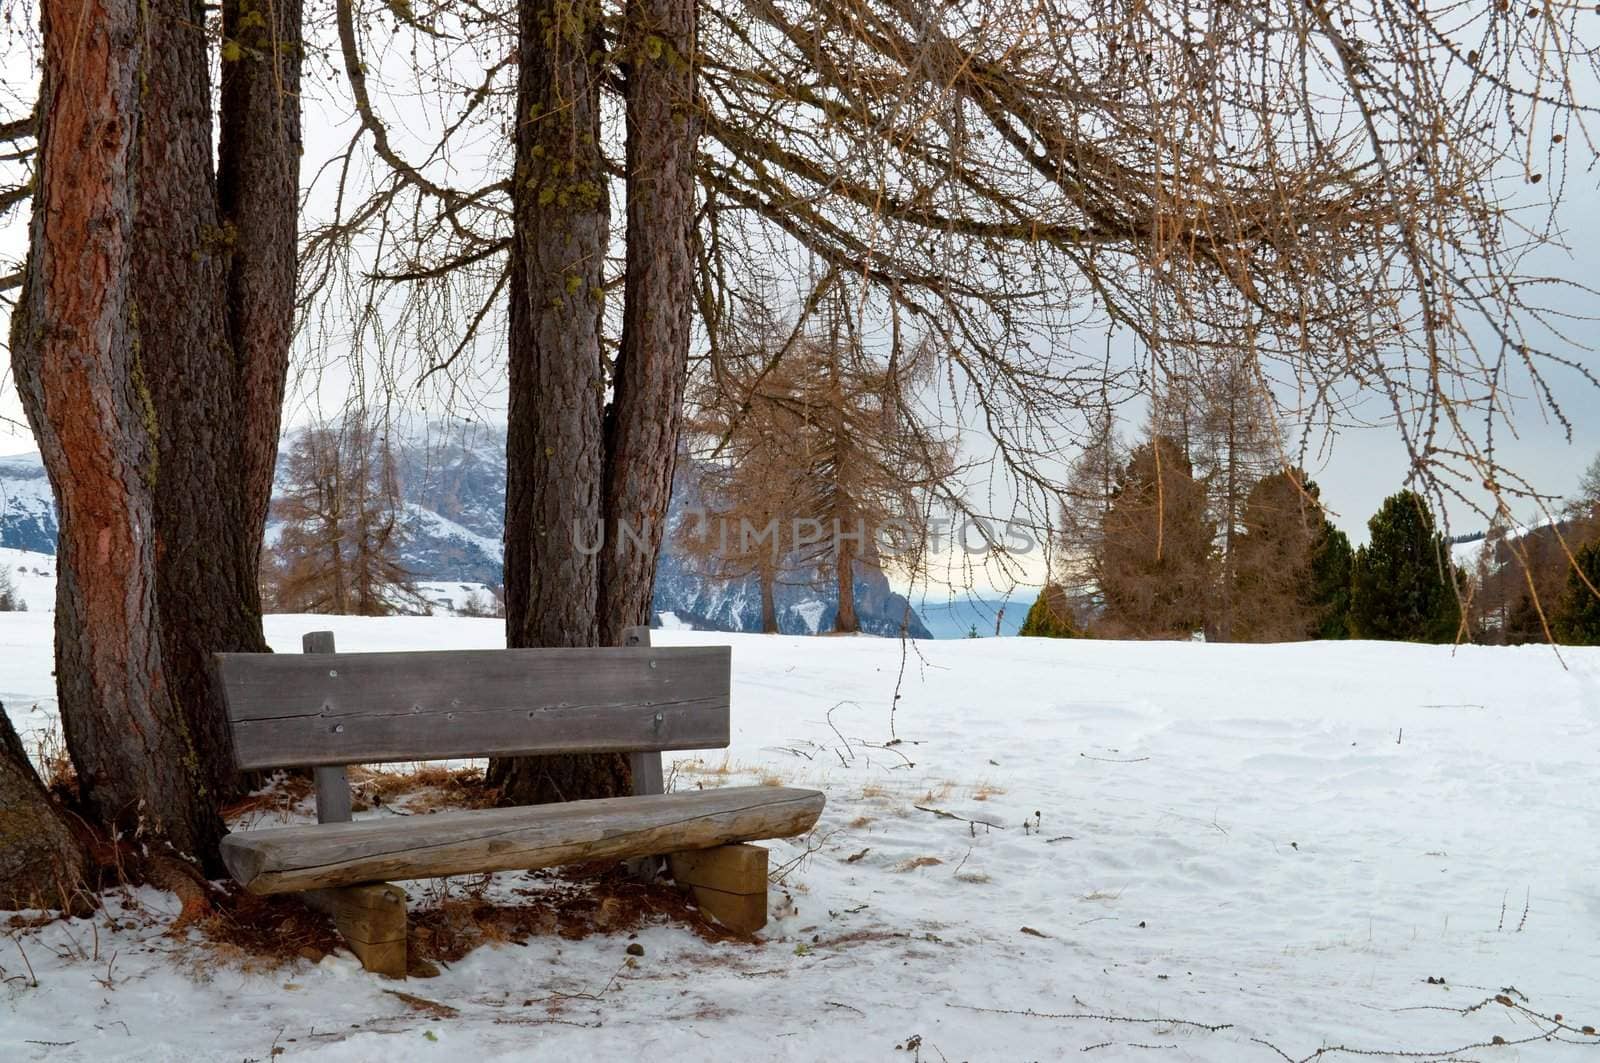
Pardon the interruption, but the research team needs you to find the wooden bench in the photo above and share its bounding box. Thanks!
[213,627,824,976]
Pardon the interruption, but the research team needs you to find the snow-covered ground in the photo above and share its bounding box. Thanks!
[3,615,1599,1060]
[0,546,56,613]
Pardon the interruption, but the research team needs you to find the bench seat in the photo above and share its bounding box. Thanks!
[222,785,824,894]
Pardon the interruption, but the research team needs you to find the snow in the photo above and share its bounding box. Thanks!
[402,501,506,563]
[3,615,1599,1060]
[413,580,500,616]
[0,546,56,613]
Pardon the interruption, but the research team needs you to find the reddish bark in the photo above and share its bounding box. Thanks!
[9,0,223,858]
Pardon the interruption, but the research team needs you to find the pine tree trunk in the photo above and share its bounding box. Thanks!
[220,0,301,592]
[0,709,88,911]
[8,0,223,859]
[597,0,699,647]
[135,0,269,808]
[494,0,627,802]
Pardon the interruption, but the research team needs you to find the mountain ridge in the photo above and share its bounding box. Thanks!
[3,425,932,637]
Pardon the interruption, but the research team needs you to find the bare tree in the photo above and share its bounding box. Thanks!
[288,2,1600,644]
[267,416,421,616]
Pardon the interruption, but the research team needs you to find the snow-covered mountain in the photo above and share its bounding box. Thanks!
[0,453,57,555]
[3,424,933,636]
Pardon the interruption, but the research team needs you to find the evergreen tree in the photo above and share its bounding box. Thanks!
[1308,525,1354,639]
[1552,540,1600,645]
[1018,585,1081,638]
[1231,469,1330,641]
[0,566,23,612]
[1348,491,1461,642]
[1097,435,1213,638]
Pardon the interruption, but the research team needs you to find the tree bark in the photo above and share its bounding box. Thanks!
[493,0,626,802]
[9,0,224,859]
[136,0,277,807]
[834,540,860,633]
[598,0,700,646]
[759,565,778,633]
[220,0,302,594]
[0,708,88,911]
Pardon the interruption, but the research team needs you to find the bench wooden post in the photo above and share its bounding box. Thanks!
[300,630,407,977]
[302,631,353,825]
[624,625,666,882]
[669,843,769,934]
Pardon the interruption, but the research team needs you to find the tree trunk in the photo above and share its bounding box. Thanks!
[0,708,88,911]
[759,566,778,633]
[220,0,302,593]
[9,0,224,859]
[493,0,627,802]
[597,0,700,646]
[834,540,860,633]
[135,0,270,809]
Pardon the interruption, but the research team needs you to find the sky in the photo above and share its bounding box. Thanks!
[2,15,1597,588]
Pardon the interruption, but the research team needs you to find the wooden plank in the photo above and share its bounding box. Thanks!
[215,645,731,769]
[302,882,408,978]
[220,786,824,894]
[302,632,353,824]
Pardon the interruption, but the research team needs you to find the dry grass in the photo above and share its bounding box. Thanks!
[350,764,498,813]
[919,781,956,802]
[859,782,891,799]
[893,856,944,872]
[681,754,736,777]
[221,773,316,824]
[847,815,874,829]
[408,864,750,972]
[756,770,785,788]
[195,883,345,975]
[970,782,1007,802]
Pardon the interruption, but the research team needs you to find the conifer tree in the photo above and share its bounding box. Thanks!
[1348,491,1461,642]
[1308,525,1354,639]
[1018,585,1081,638]
[1230,469,1330,642]
[1552,541,1600,645]
[0,566,23,612]
[1097,435,1213,638]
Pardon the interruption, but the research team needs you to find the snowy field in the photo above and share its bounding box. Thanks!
[3,613,1599,1061]
[0,547,56,613]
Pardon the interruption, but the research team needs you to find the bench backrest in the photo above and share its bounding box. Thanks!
[214,633,732,771]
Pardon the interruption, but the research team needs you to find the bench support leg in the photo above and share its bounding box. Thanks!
[303,882,408,978]
[668,843,768,934]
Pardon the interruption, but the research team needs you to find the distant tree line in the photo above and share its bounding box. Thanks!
[1024,397,1600,646]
